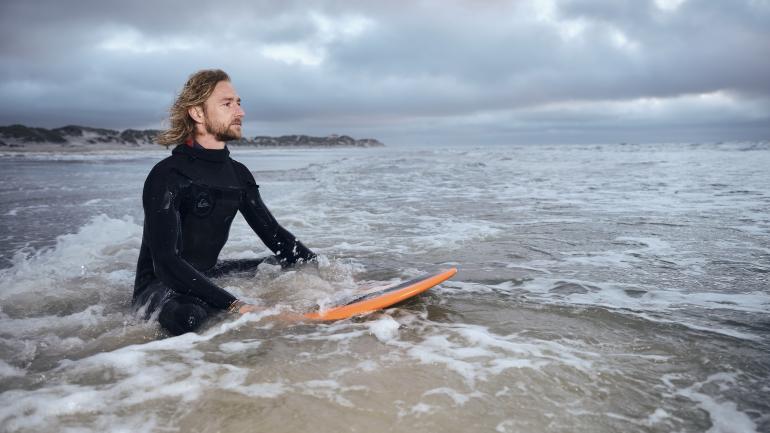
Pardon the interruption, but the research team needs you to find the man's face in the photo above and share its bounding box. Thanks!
[202,81,245,141]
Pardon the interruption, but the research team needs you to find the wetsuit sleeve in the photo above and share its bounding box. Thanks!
[142,166,237,310]
[236,167,316,266]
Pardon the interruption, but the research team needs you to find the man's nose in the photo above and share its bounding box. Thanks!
[236,105,245,117]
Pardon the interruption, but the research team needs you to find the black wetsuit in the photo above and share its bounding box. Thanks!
[133,143,315,335]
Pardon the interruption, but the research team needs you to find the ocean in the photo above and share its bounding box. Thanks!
[0,142,768,432]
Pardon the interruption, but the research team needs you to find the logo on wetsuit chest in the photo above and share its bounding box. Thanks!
[193,191,216,217]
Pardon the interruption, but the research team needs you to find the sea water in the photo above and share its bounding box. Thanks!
[0,142,768,432]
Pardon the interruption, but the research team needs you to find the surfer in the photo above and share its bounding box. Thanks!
[132,69,316,335]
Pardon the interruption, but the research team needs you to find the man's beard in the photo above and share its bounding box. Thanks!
[205,118,241,142]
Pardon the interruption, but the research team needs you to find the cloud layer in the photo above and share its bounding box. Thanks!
[1,0,768,144]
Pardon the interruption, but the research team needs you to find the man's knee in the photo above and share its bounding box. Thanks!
[159,301,209,336]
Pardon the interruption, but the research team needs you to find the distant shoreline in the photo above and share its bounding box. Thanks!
[0,124,385,153]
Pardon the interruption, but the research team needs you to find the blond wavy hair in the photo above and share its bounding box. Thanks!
[156,69,230,146]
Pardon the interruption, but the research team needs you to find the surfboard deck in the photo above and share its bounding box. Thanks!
[304,268,457,321]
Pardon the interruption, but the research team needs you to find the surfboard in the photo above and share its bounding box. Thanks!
[304,268,457,321]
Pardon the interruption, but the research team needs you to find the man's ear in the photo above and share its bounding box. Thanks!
[188,106,204,124]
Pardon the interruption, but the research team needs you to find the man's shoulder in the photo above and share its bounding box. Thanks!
[228,157,255,182]
[144,149,190,183]
[228,156,248,172]
[146,153,176,176]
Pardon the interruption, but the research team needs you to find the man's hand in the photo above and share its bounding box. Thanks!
[237,303,263,315]
[228,299,304,322]
[228,299,263,315]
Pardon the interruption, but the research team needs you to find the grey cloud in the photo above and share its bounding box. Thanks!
[0,0,768,144]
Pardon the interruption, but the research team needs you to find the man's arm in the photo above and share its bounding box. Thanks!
[235,166,316,265]
[142,167,238,310]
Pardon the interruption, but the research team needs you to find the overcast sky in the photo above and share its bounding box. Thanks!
[1,0,768,145]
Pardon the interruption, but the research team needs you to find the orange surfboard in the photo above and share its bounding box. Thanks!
[304,268,457,321]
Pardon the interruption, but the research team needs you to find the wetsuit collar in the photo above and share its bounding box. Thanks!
[173,141,230,163]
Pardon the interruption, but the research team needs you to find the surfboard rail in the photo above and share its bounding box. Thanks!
[304,268,458,321]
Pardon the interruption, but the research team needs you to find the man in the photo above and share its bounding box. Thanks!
[133,69,315,335]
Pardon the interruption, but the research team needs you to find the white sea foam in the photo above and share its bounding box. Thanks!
[409,402,435,415]
[438,275,770,339]
[422,387,483,406]
[367,315,401,342]
[522,277,770,315]
[663,373,759,433]
[411,218,503,250]
[2,204,51,216]
[218,340,263,353]
[0,214,141,297]
[0,308,291,431]
[304,380,359,406]
[374,321,600,387]
[228,381,288,398]
[0,359,25,377]
[645,408,669,426]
